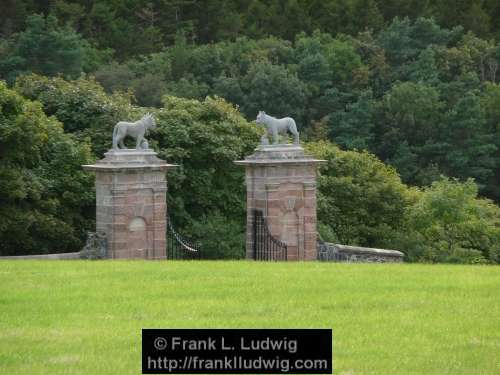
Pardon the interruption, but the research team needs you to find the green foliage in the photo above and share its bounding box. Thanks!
[14,74,138,157]
[189,214,246,259]
[480,83,500,201]
[4,0,500,60]
[100,20,497,202]
[305,141,411,247]
[329,89,376,150]
[93,62,136,93]
[154,95,261,258]
[0,80,94,255]
[13,75,261,258]
[131,74,167,107]
[377,17,461,66]
[307,141,500,264]
[81,41,114,73]
[441,91,497,184]
[240,61,307,121]
[1,7,500,263]
[400,178,500,263]
[379,81,444,184]
[0,14,84,83]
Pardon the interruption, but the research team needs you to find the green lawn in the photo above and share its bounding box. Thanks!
[0,261,498,375]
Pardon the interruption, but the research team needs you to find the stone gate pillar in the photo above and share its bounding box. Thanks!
[235,144,325,261]
[83,149,176,259]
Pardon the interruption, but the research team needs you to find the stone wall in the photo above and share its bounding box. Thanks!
[318,241,404,263]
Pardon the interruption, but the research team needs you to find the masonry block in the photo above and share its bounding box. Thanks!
[235,144,325,261]
[83,149,176,259]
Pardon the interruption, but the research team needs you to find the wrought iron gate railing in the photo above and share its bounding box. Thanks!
[167,216,202,260]
[252,209,287,261]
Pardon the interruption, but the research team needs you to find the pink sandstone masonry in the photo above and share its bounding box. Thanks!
[235,145,325,261]
[83,150,176,259]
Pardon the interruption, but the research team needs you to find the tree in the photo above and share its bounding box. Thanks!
[329,90,377,150]
[15,74,138,157]
[0,80,94,255]
[93,62,136,93]
[403,177,500,263]
[377,17,461,68]
[441,91,497,189]
[379,81,444,185]
[154,95,261,258]
[326,38,367,89]
[306,141,411,247]
[131,73,167,107]
[350,0,384,33]
[0,14,84,83]
[480,83,500,201]
[241,61,308,123]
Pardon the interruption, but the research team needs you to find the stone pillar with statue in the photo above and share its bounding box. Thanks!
[83,113,176,259]
[235,111,325,261]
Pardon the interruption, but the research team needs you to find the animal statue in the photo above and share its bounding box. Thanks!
[256,111,299,145]
[112,113,156,150]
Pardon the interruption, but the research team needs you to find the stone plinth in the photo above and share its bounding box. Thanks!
[235,144,325,261]
[83,149,176,259]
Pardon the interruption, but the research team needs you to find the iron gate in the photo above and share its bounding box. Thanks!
[166,216,201,260]
[252,209,287,261]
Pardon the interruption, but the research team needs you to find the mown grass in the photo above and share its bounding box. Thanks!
[0,261,498,375]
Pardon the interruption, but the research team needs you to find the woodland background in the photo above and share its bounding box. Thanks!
[0,0,499,263]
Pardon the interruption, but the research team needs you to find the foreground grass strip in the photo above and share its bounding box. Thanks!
[0,261,498,375]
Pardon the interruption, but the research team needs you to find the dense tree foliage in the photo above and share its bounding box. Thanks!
[308,141,500,264]
[15,74,138,157]
[2,0,500,56]
[154,95,261,258]
[395,178,500,264]
[2,74,499,263]
[0,14,85,83]
[81,19,496,202]
[306,141,412,247]
[0,3,499,263]
[0,81,94,255]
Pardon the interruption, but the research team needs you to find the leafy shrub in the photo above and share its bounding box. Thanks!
[155,95,260,258]
[401,177,500,263]
[15,74,140,157]
[306,141,412,248]
[0,14,84,83]
[0,80,94,255]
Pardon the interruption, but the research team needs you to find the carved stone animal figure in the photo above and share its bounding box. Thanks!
[256,111,299,145]
[112,113,156,150]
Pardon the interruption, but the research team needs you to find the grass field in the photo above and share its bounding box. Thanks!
[0,261,499,375]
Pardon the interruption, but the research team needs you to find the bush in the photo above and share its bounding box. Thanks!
[0,80,94,255]
[401,177,500,263]
[14,74,140,157]
[305,141,412,248]
[154,95,261,258]
[0,14,84,83]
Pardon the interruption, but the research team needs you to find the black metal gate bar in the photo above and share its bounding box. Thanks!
[252,209,287,261]
[167,216,201,260]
